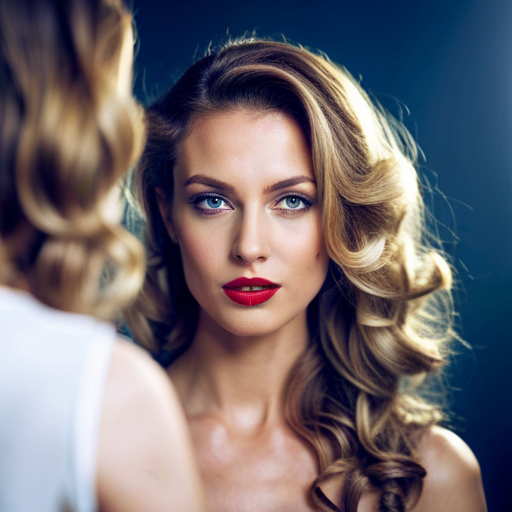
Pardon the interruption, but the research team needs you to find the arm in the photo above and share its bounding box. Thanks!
[96,340,205,512]
[412,426,487,512]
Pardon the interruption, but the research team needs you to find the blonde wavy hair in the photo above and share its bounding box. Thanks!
[0,0,146,319]
[127,39,455,511]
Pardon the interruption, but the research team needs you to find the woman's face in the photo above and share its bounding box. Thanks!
[158,110,329,337]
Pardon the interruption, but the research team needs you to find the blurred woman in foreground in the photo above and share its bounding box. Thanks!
[0,0,204,510]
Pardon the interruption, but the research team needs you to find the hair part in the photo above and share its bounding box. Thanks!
[127,38,456,512]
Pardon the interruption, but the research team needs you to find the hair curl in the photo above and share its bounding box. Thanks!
[126,38,455,511]
[0,0,146,319]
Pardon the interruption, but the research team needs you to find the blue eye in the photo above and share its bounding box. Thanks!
[276,195,311,211]
[284,197,302,209]
[205,197,223,209]
[190,194,232,214]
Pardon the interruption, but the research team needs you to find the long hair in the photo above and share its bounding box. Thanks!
[127,38,455,512]
[0,0,146,319]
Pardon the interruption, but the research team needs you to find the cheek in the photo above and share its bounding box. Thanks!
[278,214,329,280]
[178,231,210,277]
[174,220,225,294]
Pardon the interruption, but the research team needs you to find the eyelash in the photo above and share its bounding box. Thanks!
[189,193,233,215]
[189,192,314,216]
[273,193,313,216]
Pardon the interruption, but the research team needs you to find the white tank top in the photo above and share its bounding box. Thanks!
[0,286,115,512]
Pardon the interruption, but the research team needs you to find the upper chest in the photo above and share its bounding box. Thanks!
[189,416,380,512]
[189,416,318,512]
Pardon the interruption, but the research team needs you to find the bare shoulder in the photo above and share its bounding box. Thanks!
[412,426,487,512]
[103,338,179,409]
[97,339,205,512]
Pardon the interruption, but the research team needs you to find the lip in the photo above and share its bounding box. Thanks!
[222,277,281,307]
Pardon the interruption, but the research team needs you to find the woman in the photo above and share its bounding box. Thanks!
[0,0,204,511]
[127,39,486,512]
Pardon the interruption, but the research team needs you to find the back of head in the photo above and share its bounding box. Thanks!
[0,0,146,319]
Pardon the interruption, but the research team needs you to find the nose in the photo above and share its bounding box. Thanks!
[231,205,270,265]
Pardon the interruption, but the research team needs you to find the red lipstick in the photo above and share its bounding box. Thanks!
[222,277,281,307]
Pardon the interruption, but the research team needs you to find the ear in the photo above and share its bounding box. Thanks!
[155,187,179,244]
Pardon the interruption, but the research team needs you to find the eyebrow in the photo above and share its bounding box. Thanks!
[263,176,316,194]
[184,174,316,193]
[184,175,235,191]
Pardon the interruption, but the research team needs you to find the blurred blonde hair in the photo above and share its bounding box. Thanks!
[0,0,146,319]
[127,39,455,511]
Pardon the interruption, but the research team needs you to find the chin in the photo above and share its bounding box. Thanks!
[212,306,303,339]
[217,315,280,338]
[224,324,277,338]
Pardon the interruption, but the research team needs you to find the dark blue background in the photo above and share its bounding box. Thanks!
[130,1,512,509]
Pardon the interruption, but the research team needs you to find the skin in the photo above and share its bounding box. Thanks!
[158,110,486,512]
[96,340,206,512]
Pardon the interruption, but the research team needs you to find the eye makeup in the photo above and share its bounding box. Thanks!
[188,192,233,215]
[272,192,314,216]
[189,190,315,217]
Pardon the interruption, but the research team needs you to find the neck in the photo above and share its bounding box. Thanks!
[169,309,310,432]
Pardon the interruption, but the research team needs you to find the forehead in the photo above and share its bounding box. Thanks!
[174,110,314,185]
